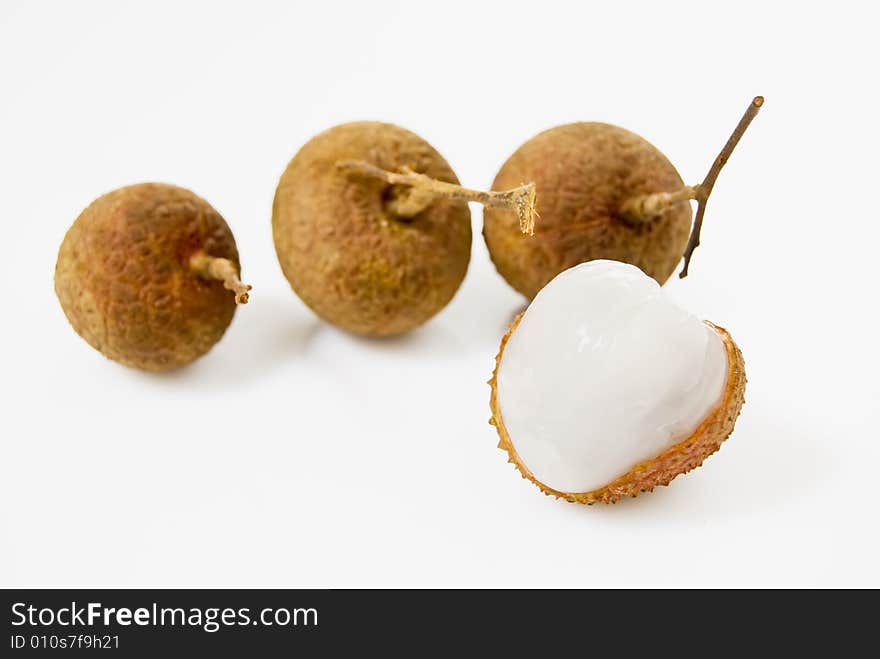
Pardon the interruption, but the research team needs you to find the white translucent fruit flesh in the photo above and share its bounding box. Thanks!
[496,260,728,494]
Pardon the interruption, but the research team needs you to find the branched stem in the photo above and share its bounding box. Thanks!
[337,160,537,235]
[620,96,764,278]
[190,252,252,304]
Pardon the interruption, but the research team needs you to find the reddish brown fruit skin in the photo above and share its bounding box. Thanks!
[55,183,241,372]
[484,123,692,299]
[272,122,472,336]
[489,315,746,504]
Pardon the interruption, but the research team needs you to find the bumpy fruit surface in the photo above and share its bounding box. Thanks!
[272,122,472,336]
[484,123,691,299]
[55,183,241,371]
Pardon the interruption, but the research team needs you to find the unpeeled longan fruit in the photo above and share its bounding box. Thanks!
[272,122,536,337]
[484,98,763,298]
[55,183,251,372]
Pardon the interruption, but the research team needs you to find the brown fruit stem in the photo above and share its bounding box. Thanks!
[189,251,252,304]
[337,160,537,235]
[620,185,701,219]
[620,96,764,278]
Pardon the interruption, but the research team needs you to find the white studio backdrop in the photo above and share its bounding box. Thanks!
[1,0,877,587]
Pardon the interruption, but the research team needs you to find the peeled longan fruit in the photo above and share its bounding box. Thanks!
[55,183,251,372]
[488,260,746,504]
[272,122,536,336]
[484,97,763,298]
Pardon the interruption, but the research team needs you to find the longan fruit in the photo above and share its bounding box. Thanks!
[272,122,536,336]
[488,260,746,504]
[484,98,763,298]
[55,183,250,372]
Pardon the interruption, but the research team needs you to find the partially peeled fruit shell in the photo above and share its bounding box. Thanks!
[488,260,746,504]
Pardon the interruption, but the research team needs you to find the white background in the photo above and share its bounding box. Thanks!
[1,0,877,588]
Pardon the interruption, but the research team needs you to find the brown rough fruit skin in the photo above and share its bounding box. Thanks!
[272,122,472,336]
[484,123,692,299]
[489,316,746,504]
[55,183,241,372]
